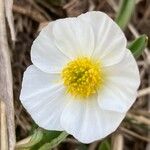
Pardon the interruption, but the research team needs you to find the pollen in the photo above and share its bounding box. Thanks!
[61,57,104,98]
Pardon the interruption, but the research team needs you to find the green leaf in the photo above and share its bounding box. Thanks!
[128,34,148,58]
[16,128,43,149]
[30,130,61,150]
[16,128,65,150]
[38,131,69,150]
[115,0,135,29]
[98,140,111,150]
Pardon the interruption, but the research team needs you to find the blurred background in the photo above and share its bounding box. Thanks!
[0,0,150,150]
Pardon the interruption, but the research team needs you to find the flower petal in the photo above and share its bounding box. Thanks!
[52,17,94,58]
[78,11,127,66]
[98,50,140,112]
[20,65,67,130]
[61,96,125,143]
[31,22,70,73]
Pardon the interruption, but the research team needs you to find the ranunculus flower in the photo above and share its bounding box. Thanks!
[20,11,140,143]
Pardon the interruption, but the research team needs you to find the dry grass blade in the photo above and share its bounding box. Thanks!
[16,136,31,147]
[13,4,47,23]
[26,0,51,21]
[120,127,150,142]
[138,87,150,97]
[127,113,150,126]
[0,100,8,150]
[88,141,99,150]
[131,110,150,118]
[0,0,16,149]
[112,133,123,150]
[4,0,16,41]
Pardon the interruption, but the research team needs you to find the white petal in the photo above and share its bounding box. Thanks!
[98,50,140,112]
[61,96,126,143]
[78,11,127,66]
[52,17,94,58]
[31,22,70,73]
[20,65,67,130]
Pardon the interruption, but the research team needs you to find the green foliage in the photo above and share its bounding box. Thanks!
[16,128,68,150]
[38,131,68,150]
[16,129,43,150]
[115,0,135,29]
[98,140,111,150]
[128,35,148,58]
[116,0,148,58]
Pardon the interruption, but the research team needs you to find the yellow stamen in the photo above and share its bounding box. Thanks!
[61,57,104,99]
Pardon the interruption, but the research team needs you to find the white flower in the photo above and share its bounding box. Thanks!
[20,11,140,143]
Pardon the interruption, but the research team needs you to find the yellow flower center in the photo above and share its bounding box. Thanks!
[61,57,104,98]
